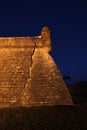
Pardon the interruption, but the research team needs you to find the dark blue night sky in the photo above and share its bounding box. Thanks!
[0,0,87,84]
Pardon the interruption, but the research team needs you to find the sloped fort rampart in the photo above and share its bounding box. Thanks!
[0,27,73,107]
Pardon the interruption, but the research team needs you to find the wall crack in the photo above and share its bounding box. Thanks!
[24,38,36,88]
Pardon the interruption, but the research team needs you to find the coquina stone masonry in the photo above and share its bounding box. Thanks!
[0,27,73,107]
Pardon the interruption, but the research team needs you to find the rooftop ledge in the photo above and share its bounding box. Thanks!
[0,27,52,52]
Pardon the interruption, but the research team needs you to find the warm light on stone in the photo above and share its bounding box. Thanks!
[0,27,73,107]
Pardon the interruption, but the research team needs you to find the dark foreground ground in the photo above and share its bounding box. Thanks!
[0,104,87,130]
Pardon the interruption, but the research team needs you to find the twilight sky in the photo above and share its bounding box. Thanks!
[0,0,87,84]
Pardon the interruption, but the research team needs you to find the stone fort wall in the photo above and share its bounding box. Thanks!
[0,27,73,107]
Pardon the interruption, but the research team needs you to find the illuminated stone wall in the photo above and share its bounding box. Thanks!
[0,27,73,107]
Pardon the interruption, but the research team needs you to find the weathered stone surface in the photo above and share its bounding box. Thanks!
[0,27,73,107]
